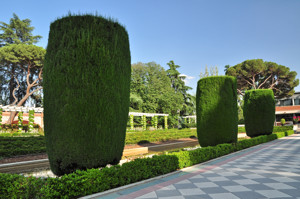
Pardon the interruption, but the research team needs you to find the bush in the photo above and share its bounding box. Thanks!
[244,89,275,137]
[0,137,46,158]
[0,130,294,198]
[196,76,238,147]
[44,14,131,175]
[281,118,286,126]
[273,125,292,132]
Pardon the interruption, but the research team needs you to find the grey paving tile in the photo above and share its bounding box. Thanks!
[252,178,279,183]
[280,189,300,197]
[213,181,240,186]
[243,184,273,190]
[189,178,211,183]
[271,177,298,183]
[178,188,205,196]
[255,190,292,198]
[173,183,198,189]
[264,183,297,190]
[156,190,182,197]
[232,191,266,199]
[200,187,229,194]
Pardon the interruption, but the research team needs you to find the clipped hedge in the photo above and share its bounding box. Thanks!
[0,137,45,158]
[44,14,131,175]
[196,76,238,147]
[244,89,275,137]
[0,130,294,198]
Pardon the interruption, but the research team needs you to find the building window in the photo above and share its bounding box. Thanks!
[280,99,293,106]
[295,98,300,105]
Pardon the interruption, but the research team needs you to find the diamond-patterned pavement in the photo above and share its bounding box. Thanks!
[87,134,300,199]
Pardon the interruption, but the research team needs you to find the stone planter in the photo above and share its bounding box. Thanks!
[293,124,298,131]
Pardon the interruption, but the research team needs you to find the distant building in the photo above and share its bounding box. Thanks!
[275,92,300,125]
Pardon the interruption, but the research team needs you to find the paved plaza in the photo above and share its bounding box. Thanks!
[86,134,300,199]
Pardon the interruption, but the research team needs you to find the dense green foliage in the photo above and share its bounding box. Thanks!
[0,13,43,105]
[225,59,299,98]
[0,130,293,198]
[44,14,131,175]
[0,136,45,158]
[196,76,238,146]
[130,61,195,128]
[244,89,275,137]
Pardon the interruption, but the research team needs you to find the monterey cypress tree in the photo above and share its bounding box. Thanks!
[196,76,238,147]
[44,14,131,175]
[243,89,275,137]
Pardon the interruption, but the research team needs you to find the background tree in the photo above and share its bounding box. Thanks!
[0,13,42,105]
[199,65,219,79]
[0,44,45,123]
[166,60,195,116]
[225,59,299,98]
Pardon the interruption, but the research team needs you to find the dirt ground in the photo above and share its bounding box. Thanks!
[0,138,198,164]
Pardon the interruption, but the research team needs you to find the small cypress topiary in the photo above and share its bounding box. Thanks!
[44,14,131,175]
[243,89,275,137]
[196,76,238,147]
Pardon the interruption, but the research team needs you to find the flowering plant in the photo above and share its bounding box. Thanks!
[293,116,300,124]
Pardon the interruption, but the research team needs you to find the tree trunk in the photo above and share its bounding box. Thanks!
[9,66,15,104]
[6,93,31,124]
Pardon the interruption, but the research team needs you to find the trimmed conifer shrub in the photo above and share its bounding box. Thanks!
[44,14,131,175]
[196,76,238,147]
[243,89,275,137]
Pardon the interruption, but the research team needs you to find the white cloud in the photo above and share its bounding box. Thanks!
[180,74,195,85]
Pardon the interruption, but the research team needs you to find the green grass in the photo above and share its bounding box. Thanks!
[125,128,197,145]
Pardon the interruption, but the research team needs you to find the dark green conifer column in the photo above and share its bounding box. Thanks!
[196,76,238,147]
[44,14,131,175]
[243,89,275,137]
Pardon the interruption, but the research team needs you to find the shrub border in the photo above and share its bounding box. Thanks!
[0,130,294,198]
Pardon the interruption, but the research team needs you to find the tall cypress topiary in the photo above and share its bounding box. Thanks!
[196,76,238,147]
[243,89,275,137]
[44,14,131,176]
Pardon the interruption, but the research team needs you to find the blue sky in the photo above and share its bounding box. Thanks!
[1,0,300,94]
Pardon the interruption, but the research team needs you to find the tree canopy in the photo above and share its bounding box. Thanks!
[225,59,299,98]
[0,13,42,105]
[130,61,195,128]
[0,43,45,123]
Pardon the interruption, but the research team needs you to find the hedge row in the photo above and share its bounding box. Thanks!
[0,130,294,198]
[238,125,292,133]
[0,137,46,158]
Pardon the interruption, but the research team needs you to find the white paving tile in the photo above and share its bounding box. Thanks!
[195,182,218,188]
[233,179,259,185]
[207,176,229,182]
[209,193,240,199]
[223,185,251,192]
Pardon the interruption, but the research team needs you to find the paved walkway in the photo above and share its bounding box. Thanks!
[86,134,300,199]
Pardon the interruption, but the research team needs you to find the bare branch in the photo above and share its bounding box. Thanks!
[237,89,244,96]
[29,87,43,96]
[258,74,272,89]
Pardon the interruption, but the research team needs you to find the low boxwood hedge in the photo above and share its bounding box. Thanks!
[0,130,294,198]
